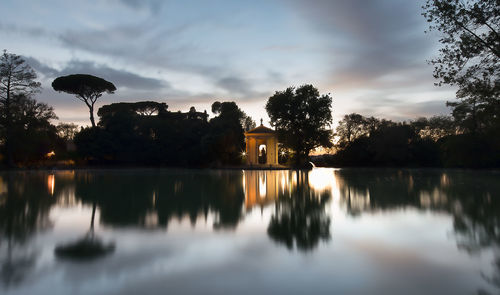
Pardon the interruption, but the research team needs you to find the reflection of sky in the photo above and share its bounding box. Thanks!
[0,0,457,127]
[2,169,499,295]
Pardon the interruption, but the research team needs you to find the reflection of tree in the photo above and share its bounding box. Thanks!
[155,171,245,229]
[267,172,331,251]
[55,201,115,261]
[0,173,54,287]
[74,172,155,226]
[336,169,500,293]
[337,169,439,215]
[73,170,245,230]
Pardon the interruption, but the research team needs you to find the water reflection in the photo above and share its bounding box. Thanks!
[244,170,332,251]
[73,170,245,229]
[266,171,331,251]
[47,174,55,196]
[0,169,498,294]
[244,170,290,209]
[55,201,115,261]
[0,173,55,287]
[335,169,500,293]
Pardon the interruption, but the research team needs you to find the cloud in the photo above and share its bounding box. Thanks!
[56,22,227,80]
[3,0,454,124]
[23,56,59,77]
[216,77,253,96]
[114,0,165,14]
[289,0,436,88]
[349,98,452,121]
[0,22,50,38]
[60,60,170,90]
[25,57,169,91]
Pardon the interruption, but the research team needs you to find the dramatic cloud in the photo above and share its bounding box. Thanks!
[1,0,454,125]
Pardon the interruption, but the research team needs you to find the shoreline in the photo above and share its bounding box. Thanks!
[0,165,498,173]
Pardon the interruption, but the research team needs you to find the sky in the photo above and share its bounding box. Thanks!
[1,0,457,127]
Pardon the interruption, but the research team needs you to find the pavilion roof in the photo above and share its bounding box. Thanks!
[245,125,275,134]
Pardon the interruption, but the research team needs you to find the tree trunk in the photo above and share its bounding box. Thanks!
[5,76,14,168]
[90,201,97,232]
[89,105,96,128]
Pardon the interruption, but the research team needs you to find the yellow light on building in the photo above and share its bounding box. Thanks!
[46,151,56,158]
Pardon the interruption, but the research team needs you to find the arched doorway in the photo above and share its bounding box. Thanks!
[258,144,267,164]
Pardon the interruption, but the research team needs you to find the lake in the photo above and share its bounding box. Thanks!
[0,168,499,295]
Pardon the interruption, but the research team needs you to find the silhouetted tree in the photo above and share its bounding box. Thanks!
[8,95,61,164]
[336,113,370,148]
[74,101,219,166]
[411,115,456,141]
[423,0,499,133]
[205,101,246,165]
[242,114,256,131]
[56,122,79,141]
[0,51,42,166]
[266,85,333,167]
[52,74,116,127]
[324,115,447,167]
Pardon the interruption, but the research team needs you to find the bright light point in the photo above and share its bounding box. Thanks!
[46,151,55,157]
[308,168,334,191]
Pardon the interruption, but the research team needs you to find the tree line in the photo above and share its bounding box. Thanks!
[0,49,334,168]
[0,49,498,169]
[0,0,498,168]
[313,113,499,168]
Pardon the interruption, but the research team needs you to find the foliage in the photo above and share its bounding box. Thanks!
[8,95,62,164]
[57,123,79,141]
[439,133,500,168]
[0,51,43,166]
[323,113,499,168]
[52,74,116,127]
[423,0,499,133]
[266,84,333,166]
[410,115,457,141]
[74,100,247,167]
[205,101,246,166]
[335,114,388,148]
[242,115,256,131]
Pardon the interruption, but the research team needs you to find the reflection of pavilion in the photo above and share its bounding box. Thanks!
[243,169,337,210]
[243,170,292,209]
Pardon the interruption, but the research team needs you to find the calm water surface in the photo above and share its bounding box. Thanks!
[0,168,499,295]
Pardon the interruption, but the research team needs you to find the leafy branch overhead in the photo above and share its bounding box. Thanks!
[423,0,499,133]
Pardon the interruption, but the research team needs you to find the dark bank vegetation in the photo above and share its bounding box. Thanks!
[313,113,500,168]
[74,100,250,167]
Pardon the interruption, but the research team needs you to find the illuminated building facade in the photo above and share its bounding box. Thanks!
[244,122,279,166]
